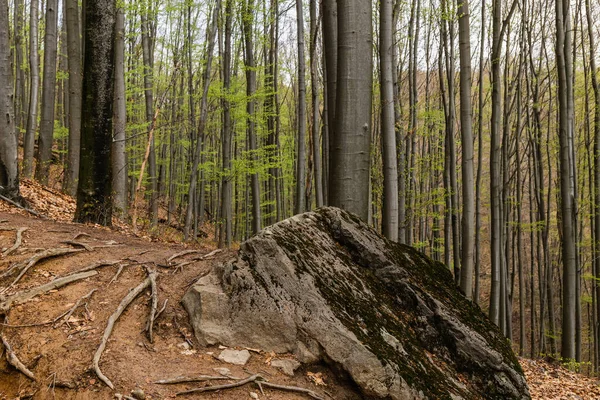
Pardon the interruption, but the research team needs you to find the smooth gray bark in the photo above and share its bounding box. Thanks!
[379,0,398,241]
[457,0,474,299]
[309,0,323,209]
[329,0,372,222]
[23,0,39,178]
[0,0,20,200]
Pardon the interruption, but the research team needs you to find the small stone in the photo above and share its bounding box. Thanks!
[206,351,214,355]
[218,349,251,365]
[271,358,301,376]
[213,367,231,376]
[177,342,191,350]
[218,345,227,349]
[131,388,145,400]
[249,392,259,399]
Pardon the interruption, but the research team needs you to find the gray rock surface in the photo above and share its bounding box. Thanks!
[217,349,251,365]
[182,207,530,399]
[271,358,301,376]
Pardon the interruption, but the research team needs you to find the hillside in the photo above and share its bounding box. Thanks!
[0,183,596,399]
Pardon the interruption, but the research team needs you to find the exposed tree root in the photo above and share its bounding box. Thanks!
[53,288,97,328]
[258,381,325,400]
[93,270,156,389]
[70,260,122,275]
[2,227,28,257]
[166,250,203,264]
[0,270,98,313]
[0,247,85,290]
[62,241,94,251]
[72,232,91,241]
[175,374,263,395]
[154,374,238,384]
[1,334,35,380]
[146,268,159,343]
[108,264,127,285]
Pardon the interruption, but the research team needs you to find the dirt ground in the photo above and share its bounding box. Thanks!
[0,211,361,400]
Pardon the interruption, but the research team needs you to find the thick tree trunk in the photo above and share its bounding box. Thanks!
[329,0,372,222]
[0,0,20,200]
[74,0,116,225]
[63,0,83,196]
[36,0,59,185]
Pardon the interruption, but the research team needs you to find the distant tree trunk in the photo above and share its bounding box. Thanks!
[457,0,474,299]
[184,1,218,240]
[489,0,518,326]
[294,0,307,215]
[309,0,323,209]
[141,4,158,227]
[112,4,127,216]
[74,0,116,225]
[322,0,336,201]
[379,0,398,241]
[0,0,20,200]
[585,0,600,369]
[35,0,59,185]
[329,0,372,222]
[23,0,39,178]
[474,0,485,304]
[63,0,83,196]
[556,0,577,360]
[242,0,261,233]
[219,0,233,247]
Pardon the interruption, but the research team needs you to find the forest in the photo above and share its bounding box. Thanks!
[0,0,599,383]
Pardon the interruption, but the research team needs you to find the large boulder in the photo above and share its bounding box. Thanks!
[182,207,530,400]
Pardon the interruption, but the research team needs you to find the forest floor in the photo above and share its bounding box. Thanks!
[0,181,598,400]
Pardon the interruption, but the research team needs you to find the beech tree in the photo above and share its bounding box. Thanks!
[0,0,20,200]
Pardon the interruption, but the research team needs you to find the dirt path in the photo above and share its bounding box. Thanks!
[0,212,350,400]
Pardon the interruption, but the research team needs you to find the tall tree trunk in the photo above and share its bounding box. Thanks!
[184,0,218,240]
[112,4,127,215]
[35,0,59,185]
[74,0,115,225]
[329,0,372,221]
[322,0,336,200]
[294,0,307,215]
[23,0,39,178]
[309,0,323,209]
[0,0,20,200]
[13,0,26,133]
[141,4,157,227]
[585,0,600,369]
[63,0,83,195]
[242,0,261,233]
[219,0,233,247]
[457,0,474,299]
[556,0,577,360]
[380,0,398,241]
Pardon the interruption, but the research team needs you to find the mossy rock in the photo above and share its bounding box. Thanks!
[183,207,530,399]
